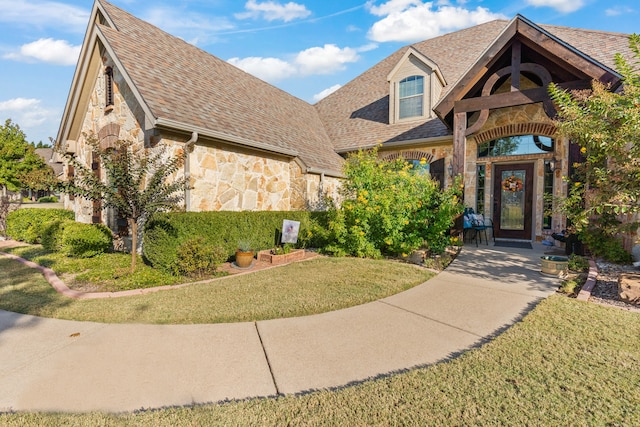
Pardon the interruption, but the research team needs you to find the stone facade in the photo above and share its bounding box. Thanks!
[64,49,342,225]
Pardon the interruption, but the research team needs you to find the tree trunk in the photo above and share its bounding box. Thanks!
[129,218,137,273]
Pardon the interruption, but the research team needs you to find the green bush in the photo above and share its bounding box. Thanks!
[568,254,589,272]
[37,195,58,203]
[322,148,463,258]
[581,228,633,264]
[6,208,74,243]
[60,222,113,258]
[174,236,227,277]
[143,211,326,274]
[41,219,72,252]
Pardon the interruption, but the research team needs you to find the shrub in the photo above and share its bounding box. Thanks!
[60,222,113,258]
[568,254,589,272]
[174,236,227,277]
[322,148,463,258]
[143,211,326,273]
[581,228,633,264]
[6,208,74,243]
[41,219,72,252]
[37,195,58,203]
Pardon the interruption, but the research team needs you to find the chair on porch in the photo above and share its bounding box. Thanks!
[463,208,495,246]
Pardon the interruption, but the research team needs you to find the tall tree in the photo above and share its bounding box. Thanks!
[549,34,640,258]
[59,135,190,272]
[0,119,47,196]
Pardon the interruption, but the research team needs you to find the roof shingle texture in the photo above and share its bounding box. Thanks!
[315,20,634,152]
[97,1,633,167]
[98,0,344,173]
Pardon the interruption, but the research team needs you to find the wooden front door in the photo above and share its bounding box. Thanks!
[493,163,534,240]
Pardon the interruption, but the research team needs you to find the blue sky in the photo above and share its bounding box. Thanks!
[0,0,637,145]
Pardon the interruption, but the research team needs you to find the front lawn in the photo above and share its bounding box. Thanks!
[0,253,433,323]
[1,296,638,425]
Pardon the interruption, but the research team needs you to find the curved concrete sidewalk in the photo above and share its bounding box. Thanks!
[0,243,560,413]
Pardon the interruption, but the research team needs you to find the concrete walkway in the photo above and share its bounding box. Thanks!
[0,242,560,413]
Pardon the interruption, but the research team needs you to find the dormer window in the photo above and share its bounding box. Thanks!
[399,75,424,119]
[104,66,114,111]
[388,49,445,125]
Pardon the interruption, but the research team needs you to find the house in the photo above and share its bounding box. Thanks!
[57,0,633,243]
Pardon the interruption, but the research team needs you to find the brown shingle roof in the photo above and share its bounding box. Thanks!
[316,20,633,152]
[95,1,634,166]
[98,0,344,174]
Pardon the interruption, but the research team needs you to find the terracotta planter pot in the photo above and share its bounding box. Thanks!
[235,250,254,268]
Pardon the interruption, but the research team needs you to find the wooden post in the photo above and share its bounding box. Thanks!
[453,111,467,177]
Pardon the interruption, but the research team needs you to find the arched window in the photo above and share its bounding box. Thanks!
[399,75,424,119]
[477,135,554,158]
[104,66,114,109]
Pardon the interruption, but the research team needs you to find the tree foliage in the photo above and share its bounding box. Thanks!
[549,34,640,259]
[0,119,47,194]
[59,135,190,272]
[323,147,463,258]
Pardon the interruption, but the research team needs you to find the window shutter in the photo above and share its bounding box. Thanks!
[430,158,445,190]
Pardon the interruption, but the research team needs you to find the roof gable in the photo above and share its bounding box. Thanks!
[386,47,446,86]
[58,0,344,175]
[433,15,623,125]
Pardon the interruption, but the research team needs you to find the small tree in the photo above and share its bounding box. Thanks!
[0,119,47,197]
[548,34,640,259]
[324,147,463,258]
[59,135,190,272]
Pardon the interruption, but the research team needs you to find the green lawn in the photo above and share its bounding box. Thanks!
[0,254,433,323]
[1,296,638,425]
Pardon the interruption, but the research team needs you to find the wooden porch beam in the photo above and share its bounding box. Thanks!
[453,79,591,113]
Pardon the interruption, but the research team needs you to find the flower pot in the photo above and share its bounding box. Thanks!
[235,250,254,268]
[540,255,568,275]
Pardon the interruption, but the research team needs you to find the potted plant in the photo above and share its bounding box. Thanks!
[235,239,254,268]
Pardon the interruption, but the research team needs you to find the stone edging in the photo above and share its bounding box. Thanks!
[576,259,598,301]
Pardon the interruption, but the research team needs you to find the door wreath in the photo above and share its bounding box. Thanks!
[502,175,523,192]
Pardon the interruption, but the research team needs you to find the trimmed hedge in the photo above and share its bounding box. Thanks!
[59,221,113,258]
[143,211,328,273]
[6,208,74,243]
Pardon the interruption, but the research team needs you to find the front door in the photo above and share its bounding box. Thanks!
[493,163,534,240]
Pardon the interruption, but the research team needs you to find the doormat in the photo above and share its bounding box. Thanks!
[494,241,533,249]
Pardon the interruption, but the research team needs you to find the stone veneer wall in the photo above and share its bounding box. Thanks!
[65,50,146,225]
[185,142,295,211]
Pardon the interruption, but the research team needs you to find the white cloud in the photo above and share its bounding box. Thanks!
[525,0,585,13]
[4,38,80,66]
[313,84,342,102]
[227,56,297,82]
[367,0,506,42]
[295,44,360,75]
[0,98,59,142]
[0,0,89,32]
[605,6,634,16]
[235,0,311,22]
[228,44,361,82]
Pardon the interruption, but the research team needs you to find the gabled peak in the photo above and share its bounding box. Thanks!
[387,47,446,87]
